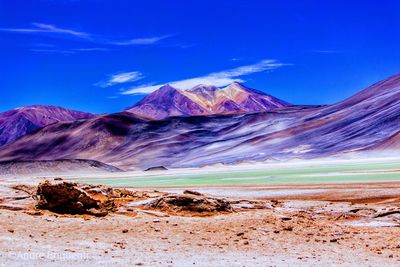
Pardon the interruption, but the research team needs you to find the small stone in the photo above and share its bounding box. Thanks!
[183,190,202,196]
[122,229,129,233]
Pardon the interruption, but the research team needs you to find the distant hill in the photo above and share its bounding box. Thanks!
[0,105,95,147]
[0,159,122,176]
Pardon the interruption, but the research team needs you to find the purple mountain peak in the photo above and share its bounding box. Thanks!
[126,83,290,120]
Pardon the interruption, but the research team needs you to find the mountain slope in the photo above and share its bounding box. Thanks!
[126,82,289,120]
[0,105,95,147]
[0,74,399,169]
[0,109,310,169]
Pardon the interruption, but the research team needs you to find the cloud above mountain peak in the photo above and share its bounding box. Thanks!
[95,71,144,88]
[122,59,285,95]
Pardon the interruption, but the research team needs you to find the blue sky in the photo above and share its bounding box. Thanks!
[1,0,399,114]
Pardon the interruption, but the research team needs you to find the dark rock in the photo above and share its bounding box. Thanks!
[374,210,400,218]
[279,216,292,221]
[87,208,109,217]
[144,166,168,171]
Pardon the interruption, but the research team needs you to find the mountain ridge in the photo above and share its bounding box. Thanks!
[0,74,399,169]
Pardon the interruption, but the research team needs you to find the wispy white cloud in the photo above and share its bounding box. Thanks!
[1,23,174,48]
[31,43,56,48]
[30,48,76,54]
[122,59,285,95]
[312,50,341,54]
[73,47,110,52]
[30,47,110,54]
[112,35,173,46]
[96,71,144,88]
[1,23,91,39]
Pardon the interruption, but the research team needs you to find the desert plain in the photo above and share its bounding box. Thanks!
[1,156,400,266]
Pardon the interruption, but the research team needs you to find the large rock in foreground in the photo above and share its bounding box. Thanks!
[36,181,108,216]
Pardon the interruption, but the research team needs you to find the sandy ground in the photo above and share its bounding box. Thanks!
[1,177,400,266]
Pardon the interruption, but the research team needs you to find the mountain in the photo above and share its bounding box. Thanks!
[0,74,398,169]
[0,105,95,147]
[126,82,289,120]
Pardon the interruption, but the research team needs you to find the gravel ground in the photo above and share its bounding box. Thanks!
[1,179,400,266]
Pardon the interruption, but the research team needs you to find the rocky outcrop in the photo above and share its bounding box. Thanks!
[146,194,233,213]
[35,181,108,216]
[4,180,272,217]
[34,181,158,216]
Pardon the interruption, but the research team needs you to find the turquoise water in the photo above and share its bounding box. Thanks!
[73,159,400,187]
